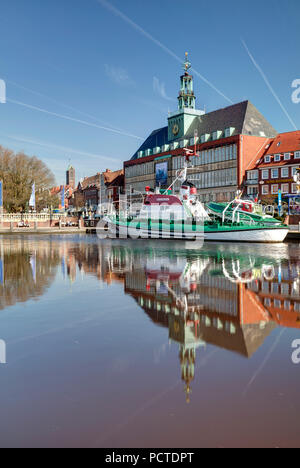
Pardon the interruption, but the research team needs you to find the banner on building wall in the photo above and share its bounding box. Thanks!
[29,183,35,209]
[155,162,168,187]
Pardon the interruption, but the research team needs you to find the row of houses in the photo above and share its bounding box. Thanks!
[66,168,124,212]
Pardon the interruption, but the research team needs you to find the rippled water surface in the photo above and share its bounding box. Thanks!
[0,234,299,448]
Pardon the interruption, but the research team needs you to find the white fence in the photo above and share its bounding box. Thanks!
[0,213,65,222]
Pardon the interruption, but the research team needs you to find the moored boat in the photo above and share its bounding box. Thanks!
[104,149,289,243]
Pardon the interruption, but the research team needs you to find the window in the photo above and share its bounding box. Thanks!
[295,151,300,159]
[274,154,281,162]
[225,127,235,137]
[265,155,271,163]
[281,183,289,194]
[271,169,279,179]
[262,185,269,195]
[248,187,258,195]
[284,153,291,160]
[271,184,279,194]
[292,167,298,176]
[281,167,289,178]
[292,183,298,193]
[262,169,269,180]
[247,170,258,180]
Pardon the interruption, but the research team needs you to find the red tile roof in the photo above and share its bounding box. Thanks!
[266,131,300,155]
[246,131,300,171]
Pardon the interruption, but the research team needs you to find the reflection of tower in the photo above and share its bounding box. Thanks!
[66,164,75,189]
[179,345,195,404]
[169,314,205,404]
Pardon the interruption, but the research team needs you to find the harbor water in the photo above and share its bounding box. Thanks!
[0,235,299,448]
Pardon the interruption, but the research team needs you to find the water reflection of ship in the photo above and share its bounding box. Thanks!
[98,242,298,401]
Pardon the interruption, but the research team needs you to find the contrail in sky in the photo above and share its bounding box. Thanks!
[97,0,233,104]
[242,39,297,130]
[7,98,143,140]
[2,134,119,163]
[6,78,128,134]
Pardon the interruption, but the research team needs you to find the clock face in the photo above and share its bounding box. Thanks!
[172,123,179,136]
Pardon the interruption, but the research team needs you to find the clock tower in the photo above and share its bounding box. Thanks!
[168,53,205,142]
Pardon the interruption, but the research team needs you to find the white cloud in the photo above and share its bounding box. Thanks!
[104,64,135,86]
[153,76,174,102]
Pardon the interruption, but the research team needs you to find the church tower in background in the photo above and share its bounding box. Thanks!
[66,164,75,189]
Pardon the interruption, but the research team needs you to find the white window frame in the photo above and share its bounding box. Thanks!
[292,183,298,193]
[262,169,269,180]
[281,167,289,178]
[295,151,300,159]
[284,153,291,161]
[274,154,281,162]
[264,155,271,163]
[271,184,279,194]
[247,170,258,180]
[262,185,269,195]
[271,168,279,179]
[281,183,289,194]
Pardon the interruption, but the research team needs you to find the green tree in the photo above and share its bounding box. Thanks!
[0,146,56,212]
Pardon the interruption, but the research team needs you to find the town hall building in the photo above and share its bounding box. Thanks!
[124,53,277,203]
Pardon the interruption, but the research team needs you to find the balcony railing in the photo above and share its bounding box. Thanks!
[245,179,259,186]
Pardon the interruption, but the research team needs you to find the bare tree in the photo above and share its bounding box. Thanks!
[0,146,56,212]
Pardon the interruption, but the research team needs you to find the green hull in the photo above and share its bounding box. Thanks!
[206,202,280,225]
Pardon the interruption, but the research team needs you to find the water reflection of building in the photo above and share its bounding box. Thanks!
[60,242,300,402]
[246,255,300,329]
[5,237,298,402]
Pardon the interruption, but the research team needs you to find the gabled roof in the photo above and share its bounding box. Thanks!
[264,131,300,155]
[78,174,100,190]
[103,169,124,185]
[185,101,277,140]
[130,101,277,161]
[246,131,300,171]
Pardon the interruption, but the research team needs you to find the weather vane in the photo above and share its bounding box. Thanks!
[183,52,191,73]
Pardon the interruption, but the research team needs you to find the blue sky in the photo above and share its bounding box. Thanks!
[0,0,299,185]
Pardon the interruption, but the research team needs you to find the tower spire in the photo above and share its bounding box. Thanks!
[178,52,196,111]
[183,52,192,74]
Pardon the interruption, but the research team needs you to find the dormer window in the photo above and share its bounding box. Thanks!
[295,151,300,159]
[264,155,271,163]
[284,153,291,160]
[212,130,222,140]
[274,154,281,162]
[225,127,235,137]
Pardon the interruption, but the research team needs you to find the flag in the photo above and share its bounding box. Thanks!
[29,183,35,209]
[61,186,65,210]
